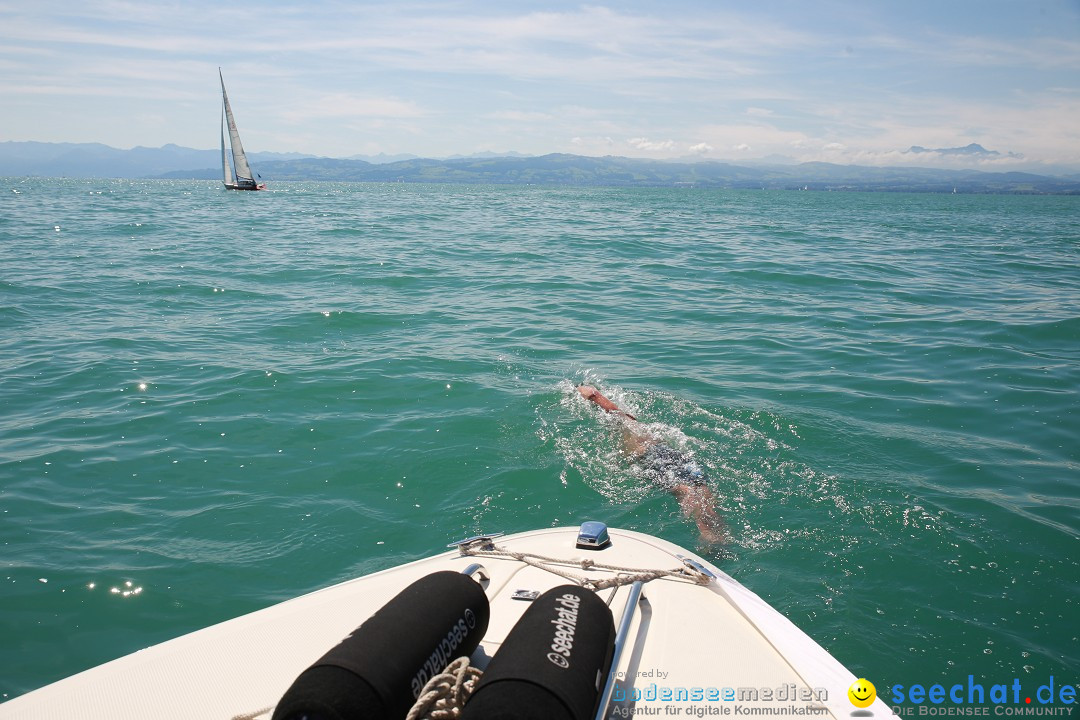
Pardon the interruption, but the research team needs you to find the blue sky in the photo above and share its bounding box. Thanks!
[2,1,1078,168]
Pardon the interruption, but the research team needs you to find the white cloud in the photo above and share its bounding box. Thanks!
[694,123,812,157]
[629,137,677,152]
[690,143,715,154]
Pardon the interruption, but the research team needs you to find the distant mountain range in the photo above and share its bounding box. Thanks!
[3,141,1079,194]
[905,142,1023,160]
[902,142,1019,162]
[0,141,519,178]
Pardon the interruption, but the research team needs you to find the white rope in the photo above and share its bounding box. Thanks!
[405,656,483,720]
[230,708,273,720]
[458,543,712,590]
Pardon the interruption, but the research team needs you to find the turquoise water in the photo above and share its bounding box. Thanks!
[1,179,1077,702]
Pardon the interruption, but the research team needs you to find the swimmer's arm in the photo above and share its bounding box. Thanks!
[577,385,637,420]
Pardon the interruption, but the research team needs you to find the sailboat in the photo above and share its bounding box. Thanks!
[219,69,265,191]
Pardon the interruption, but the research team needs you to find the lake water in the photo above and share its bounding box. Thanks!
[1,179,1077,702]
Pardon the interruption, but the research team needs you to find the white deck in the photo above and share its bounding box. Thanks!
[0,526,894,719]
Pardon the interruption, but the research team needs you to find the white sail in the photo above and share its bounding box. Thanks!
[221,106,235,186]
[219,69,257,189]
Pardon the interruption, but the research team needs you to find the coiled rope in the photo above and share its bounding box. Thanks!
[406,656,482,720]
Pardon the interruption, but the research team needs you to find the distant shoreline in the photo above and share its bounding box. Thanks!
[4,142,1080,194]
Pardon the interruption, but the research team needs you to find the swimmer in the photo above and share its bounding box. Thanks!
[577,385,726,545]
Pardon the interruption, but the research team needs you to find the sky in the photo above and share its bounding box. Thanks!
[2,0,1079,169]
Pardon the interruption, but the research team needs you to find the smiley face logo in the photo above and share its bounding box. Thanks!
[848,679,876,708]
